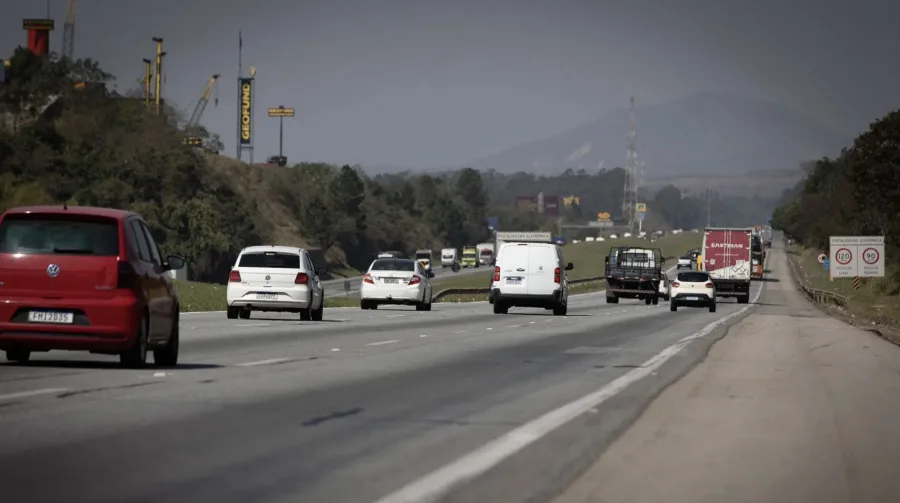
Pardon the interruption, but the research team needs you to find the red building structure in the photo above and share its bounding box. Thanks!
[23,19,54,57]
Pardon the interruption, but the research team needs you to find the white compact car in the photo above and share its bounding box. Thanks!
[492,242,572,315]
[226,246,326,321]
[676,255,692,269]
[669,271,716,313]
[361,258,434,311]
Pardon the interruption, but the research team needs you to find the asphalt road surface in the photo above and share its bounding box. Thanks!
[1,266,764,503]
[553,244,900,503]
[323,263,485,298]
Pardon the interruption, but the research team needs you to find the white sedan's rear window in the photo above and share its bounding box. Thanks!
[676,272,709,283]
[239,252,300,268]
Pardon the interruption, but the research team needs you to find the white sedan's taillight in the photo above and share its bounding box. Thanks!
[408,275,421,285]
[363,273,374,284]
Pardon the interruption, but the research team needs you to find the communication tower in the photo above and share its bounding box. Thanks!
[622,97,638,233]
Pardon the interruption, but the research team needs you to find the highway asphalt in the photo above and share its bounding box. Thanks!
[322,263,485,298]
[0,268,766,503]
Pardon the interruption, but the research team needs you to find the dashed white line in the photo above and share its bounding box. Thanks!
[0,388,67,401]
[236,358,294,367]
[331,348,340,352]
[454,330,469,334]
[507,325,522,328]
[367,340,400,346]
[386,314,406,318]
[486,328,493,331]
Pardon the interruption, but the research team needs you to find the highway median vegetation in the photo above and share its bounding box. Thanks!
[772,109,900,328]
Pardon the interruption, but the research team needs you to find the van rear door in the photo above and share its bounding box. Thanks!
[526,244,559,296]
[497,244,529,296]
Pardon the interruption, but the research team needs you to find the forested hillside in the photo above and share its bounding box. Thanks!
[772,110,900,290]
[1,47,783,284]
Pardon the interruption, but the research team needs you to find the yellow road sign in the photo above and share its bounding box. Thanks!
[268,107,295,117]
[636,203,647,213]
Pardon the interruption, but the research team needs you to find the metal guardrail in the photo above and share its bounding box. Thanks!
[784,237,850,308]
[433,275,606,302]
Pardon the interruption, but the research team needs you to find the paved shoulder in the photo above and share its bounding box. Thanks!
[553,245,900,503]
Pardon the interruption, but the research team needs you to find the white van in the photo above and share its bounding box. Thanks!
[226,246,326,321]
[491,242,573,315]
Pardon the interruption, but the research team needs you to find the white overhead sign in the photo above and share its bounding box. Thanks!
[495,231,552,242]
[829,235,885,278]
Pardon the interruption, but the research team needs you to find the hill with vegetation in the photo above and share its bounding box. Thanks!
[0,48,788,285]
[772,108,900,323]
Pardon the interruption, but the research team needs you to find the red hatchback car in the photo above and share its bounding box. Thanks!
[0,205,184,367]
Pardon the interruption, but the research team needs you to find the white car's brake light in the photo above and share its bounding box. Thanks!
[408,275,421,286]
[229,270,241,282]
[295,272,309,285]
[363,273,374,284]
[671,281,680,287]
[705,282,713,288]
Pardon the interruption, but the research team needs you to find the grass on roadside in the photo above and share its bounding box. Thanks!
[788,244,900,328]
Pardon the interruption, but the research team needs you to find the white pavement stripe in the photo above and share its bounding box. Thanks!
[235,358,294,367]
[0,388,67,401]
[371,274,763,503]
[367,340,400,347]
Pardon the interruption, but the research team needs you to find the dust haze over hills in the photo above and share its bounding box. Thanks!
[364,92,850,196]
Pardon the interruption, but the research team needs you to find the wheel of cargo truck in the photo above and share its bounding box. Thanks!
[652,296,659,305]
[738,295,749,304]
[644,297,651,305]
[605,295,618,304]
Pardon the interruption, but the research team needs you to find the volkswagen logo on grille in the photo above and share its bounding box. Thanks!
[265,274,271,281]
[47,264,60,277]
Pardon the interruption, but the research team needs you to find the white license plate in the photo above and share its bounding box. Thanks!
[684,296,699,301]
[506,278,522,284]
[383,278,400,284]
[256,293,278,300]
[27,311,74,324]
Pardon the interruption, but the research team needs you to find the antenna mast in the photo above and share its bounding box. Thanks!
[622,97,638,234]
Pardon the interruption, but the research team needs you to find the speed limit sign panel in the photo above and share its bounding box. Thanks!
[829,236,885,278]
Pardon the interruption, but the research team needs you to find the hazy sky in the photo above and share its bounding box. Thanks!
[3,0,898,168]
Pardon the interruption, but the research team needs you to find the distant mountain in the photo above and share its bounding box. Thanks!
[467,92,850,178]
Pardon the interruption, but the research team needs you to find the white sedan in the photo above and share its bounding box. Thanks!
[360,258,434,311]
[669,271,716,313]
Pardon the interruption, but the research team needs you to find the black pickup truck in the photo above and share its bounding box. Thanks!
[605,246,665,305]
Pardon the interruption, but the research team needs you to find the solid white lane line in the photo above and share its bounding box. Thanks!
[235,358,293,367]
[371,274,764,503]
[367,340,400,347]
[0,388,67,401]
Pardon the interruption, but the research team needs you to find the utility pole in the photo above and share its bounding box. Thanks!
[622,97,638,235]
[142,58,152,109]
[152,37,165,115]
[267,105,295,167]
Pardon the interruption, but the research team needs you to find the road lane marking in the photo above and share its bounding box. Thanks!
[507,325,521,328]
[236,358,294,367]
[331,348,340,352]
[386,314,406,318]
[0,388,67,401]
[454,330,468,334]
[367,340,399,346]
[420,334,427,338]
[372,272,764,503]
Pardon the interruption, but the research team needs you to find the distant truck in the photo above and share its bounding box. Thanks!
[440,248,457,268]
[415,249,433,272]
[604,246,665,305]
[750,234,764,279]
[461,246,478,268]
[702,227,752,303]
[477,242,495,266]
[761,226,773,248]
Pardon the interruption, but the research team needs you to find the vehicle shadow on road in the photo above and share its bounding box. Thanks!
[758,277,780,282]
[508,312,593,317]
[1,361,224,370]
[251,317,345,323]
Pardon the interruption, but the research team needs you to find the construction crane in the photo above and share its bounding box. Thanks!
[182,74,220,148]
[62,0,76,60]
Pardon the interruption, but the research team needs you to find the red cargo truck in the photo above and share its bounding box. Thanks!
[702,227,752,303]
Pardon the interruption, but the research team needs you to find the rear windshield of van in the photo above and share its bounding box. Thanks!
[238,252,301,268]
[371,259,415,271]
[0,214,119,256]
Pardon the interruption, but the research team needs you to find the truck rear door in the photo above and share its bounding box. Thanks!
[498,244,529,296]
[525,244,558,296]
[704,229,751,280]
